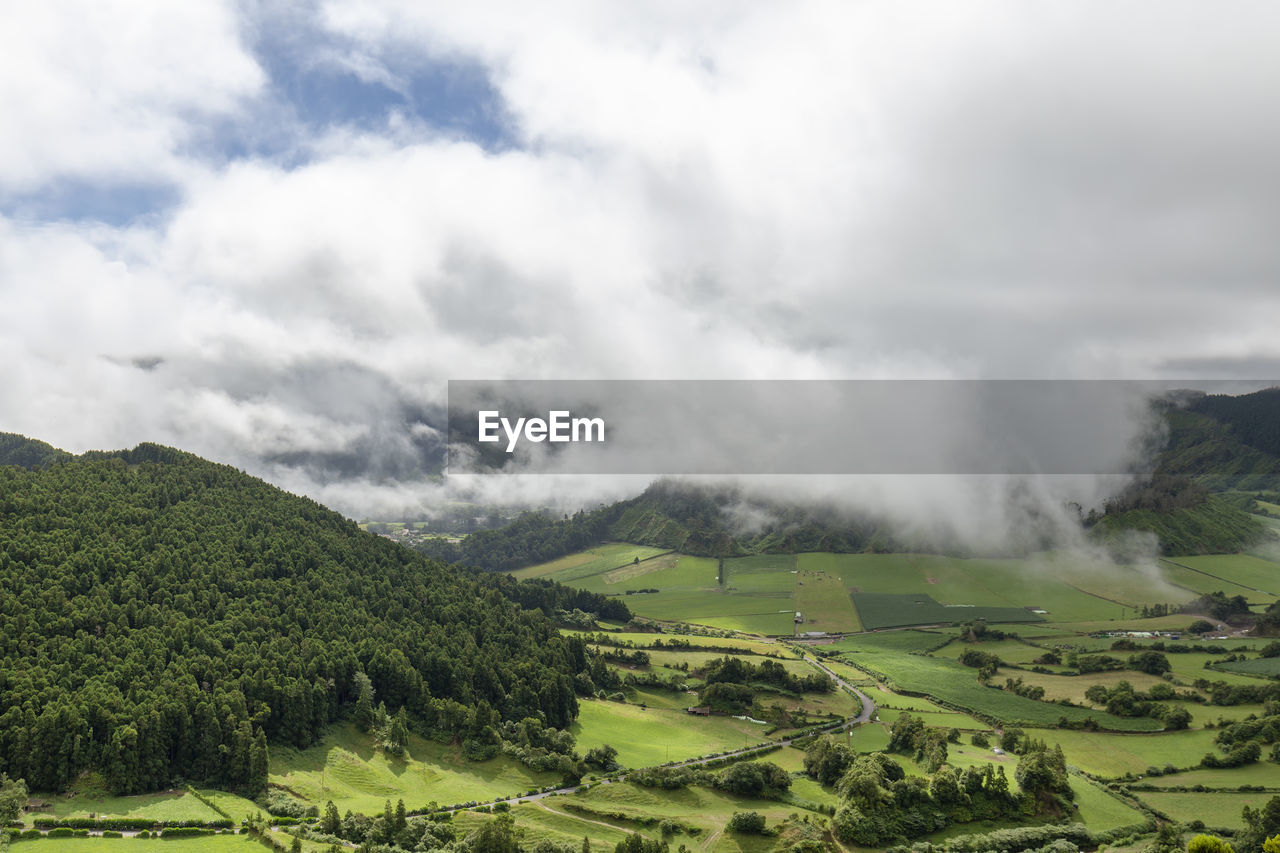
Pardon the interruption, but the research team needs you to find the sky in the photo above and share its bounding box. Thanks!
[3,2,1280,520]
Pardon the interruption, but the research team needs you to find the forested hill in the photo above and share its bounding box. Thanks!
[0,436,624,797]
[1155,387,1280,490]
[416,480,900,570]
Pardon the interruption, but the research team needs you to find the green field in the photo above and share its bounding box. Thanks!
[570,700,769,768]
[839,648,1162,731]
[801,552,1191,622]
[823,629,952,654]
[851,592,1044,630]
[931,637,1054,666]
[1134,790,1276,829]
[1137,762,1280,789]
[25,791,227,823]
[564,630,782,656]
[1070,778,1150,832]
[269,722,559,813]
[512,543,672,582]
[1162,554,1280,598]
[1214,656,1280,677]
[1009,669,1172,705]
[11,838,263,853]
[794,569,860,633]
[1023,728,1219,778]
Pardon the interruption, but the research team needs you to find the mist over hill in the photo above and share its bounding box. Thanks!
[418,388,1280,569]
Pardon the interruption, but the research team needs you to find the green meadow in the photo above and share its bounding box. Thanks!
[1133,790,1277,829]
[25,790,241,823]
[13,839,263,853]
[269,722,559,813]
[837,647,1162,731]
[570,700,769,768]
[511,544,672,582]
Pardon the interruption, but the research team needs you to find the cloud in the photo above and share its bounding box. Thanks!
[3,1,1280,525]
[0,1,263,193]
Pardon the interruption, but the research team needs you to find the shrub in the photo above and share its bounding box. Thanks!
[727,812,767,835]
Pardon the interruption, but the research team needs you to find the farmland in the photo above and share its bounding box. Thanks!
[514,544,1255,636]
[268,722,560,814]
[14,544,1280,853]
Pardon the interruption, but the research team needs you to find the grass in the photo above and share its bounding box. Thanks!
[1008,669,1172,704]
[851,592,1043,630]
[823,629,952,654]
[1163,554,1280,598]
[13,838,263,853]
[1214,657,1280,677]
[1136,762,1280,789]
[839,648,1162,730]
[269,722,559,814]
[1133,790,1276,829]
[1023,728,1220,778]
[1069,777,1150,832]
[802,552,1186,623]
[511,544,671,582]
[25,791,224,823]
[570,700,769,768]
[192,791,261,823]
[794,569,860,633]
[932,638,1054,666]
[563,630,782,655]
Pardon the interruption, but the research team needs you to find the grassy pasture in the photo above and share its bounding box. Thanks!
[840,649,1162,730]
[269,722,558,814]
[1214,657,1280,677]
[16,838,263,853]
[507,802,633,851]
[1026,728,1219,778]
[931,638,1052,665]
[1069,777,1150,832]
[511,543,671,582]
[804,552,1172,623]
[1137,762,1280,789]
[822,629,952,654]
[851,592,1043,630]
[794,570,860,633]
[1165,554,1280,598]
[1165,654,1271,686]
[563,630,781,655]
[1157,560,1266,601]
[194,791,261,823]
[1133,790,1276,829]
[570,700,769,768]
[1009,669,1172,704]
[24,791,225,823]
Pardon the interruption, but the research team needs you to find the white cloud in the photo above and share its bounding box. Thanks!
[0,1,263,191]
[4,1,1280,521]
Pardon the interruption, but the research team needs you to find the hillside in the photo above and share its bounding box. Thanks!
[0,437,622,797]
[1156,388,1280,490]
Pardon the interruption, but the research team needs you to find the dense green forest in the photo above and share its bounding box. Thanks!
[0,436,627,796]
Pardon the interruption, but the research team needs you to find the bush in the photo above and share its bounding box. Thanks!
[726,812,768,835]
[160,828,216,838]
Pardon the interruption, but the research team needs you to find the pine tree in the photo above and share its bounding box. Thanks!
[354,673,375,732]
[249,729,269,795]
